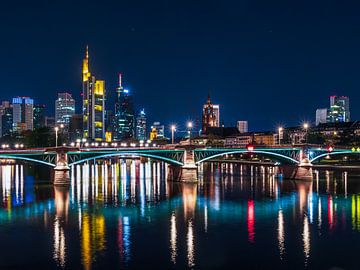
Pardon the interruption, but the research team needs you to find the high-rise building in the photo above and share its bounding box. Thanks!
[1,107,13,137]
[0,101,11,136]
[55,93,75,127]
[33,104,46,129]
[82,46,106,141]
[136,109,147,141]
[315,108,327,126]
[12,97,34,133]
[151,122,164,139]
[237,121,248,133]
[213,104,220,127]
[114,74,135,141]
[327,95,350,123]
[202,95,219,134]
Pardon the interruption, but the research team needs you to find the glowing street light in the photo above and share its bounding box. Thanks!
[54,125,65,148]
[171,125,176,144]
[54,126,59,148]
[187,121,193,145]
[303,122,309,144]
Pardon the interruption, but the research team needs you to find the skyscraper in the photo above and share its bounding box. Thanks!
[114,74,135,141]
[12,97,34,133]
[55,93,75,127]
[136,109,147,141]
[327,95,350,123]
[202,95,218,134]
[1,107,13,137]
[82,46,106,141]
[33,104,46,129]
[315,108,327,126]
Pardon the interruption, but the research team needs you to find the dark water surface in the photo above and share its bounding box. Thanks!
[0,162,360,269]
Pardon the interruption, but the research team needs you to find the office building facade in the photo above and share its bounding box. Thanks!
[55,93,75,127]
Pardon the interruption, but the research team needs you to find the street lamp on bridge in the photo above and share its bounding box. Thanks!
[187,121,193,145]
[171,125,176,144]
[54,124,64,148]
[303,122,309,144]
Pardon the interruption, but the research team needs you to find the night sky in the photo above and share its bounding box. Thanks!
[1,0,360,132]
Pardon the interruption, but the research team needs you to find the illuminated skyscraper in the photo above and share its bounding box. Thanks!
[327,95,350,123]
[136,109,147,141]
[55,93,75,127]
[202,95,219,134]
[12,97,34,132]
[114,74,135,141]
[82,46,106,141]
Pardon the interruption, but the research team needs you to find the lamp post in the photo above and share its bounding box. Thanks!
[278,127,283,145]
[54,126,59,147]
[171,125,176,144]
[303,123,309,144]
[187,121,193,145]
[54,124,65,148]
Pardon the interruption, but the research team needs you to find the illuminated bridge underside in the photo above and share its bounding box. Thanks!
[67,150,185,166]
[194,148,302,165]
[0,153,56,167]
[310,150,360,163]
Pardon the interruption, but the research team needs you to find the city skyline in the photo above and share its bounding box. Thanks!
[0,1,359,130]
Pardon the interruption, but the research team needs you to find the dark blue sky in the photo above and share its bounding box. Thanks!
[1,0,360,132]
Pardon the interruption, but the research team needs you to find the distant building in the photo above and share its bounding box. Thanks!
[213,104,220,127]
[82,46,106,141]
[1,107,13,137]
[105,110,114,133]
[237,121,248,133]
[0,101,11,136]
[202,95,219,134]
[151,122,164,139]
[136,109,147,141]
[114,74,135,141]
[316,108,327,126]
[55,93,75,128]
[33,104,46,129]
[327,95,350,123]
[149,127,157,141]
[12,97,34,133]
[45,116,55,128]
[225,132,275,147]
[69,114,83,141]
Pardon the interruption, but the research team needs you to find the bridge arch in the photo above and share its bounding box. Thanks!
[310,150,359,163]
[68,152,184,166]
[196,150,300,165]
[0,155,56,167]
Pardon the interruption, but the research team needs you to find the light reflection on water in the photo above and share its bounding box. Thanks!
[0,162,360,269]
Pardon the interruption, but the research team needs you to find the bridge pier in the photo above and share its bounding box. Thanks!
[282,158,313,181]
[168,148,198,182]
[53,148,71,186]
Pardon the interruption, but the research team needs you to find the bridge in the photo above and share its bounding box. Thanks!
[0,145,358,184]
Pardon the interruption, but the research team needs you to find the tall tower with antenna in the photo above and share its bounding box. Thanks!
[82,46,106,141]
